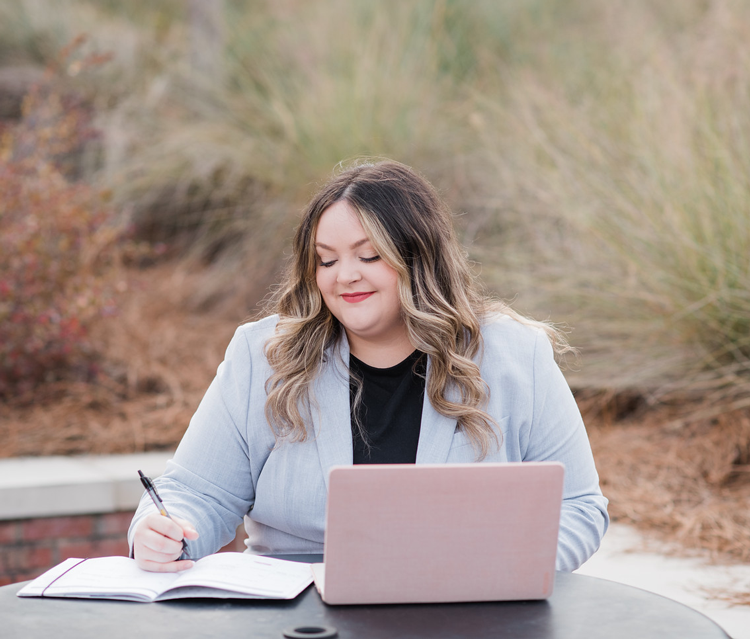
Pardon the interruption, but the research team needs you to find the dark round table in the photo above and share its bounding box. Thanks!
[1,555,730,639]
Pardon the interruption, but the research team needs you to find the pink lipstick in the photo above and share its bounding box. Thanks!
[341,292,374,303]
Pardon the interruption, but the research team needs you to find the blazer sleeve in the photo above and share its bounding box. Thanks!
[523,329,609,572]
[128,324,270,559]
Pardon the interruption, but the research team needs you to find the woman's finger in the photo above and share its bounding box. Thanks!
[171,516,200,540]
[144,512,186,541]
[133,513,197,571]
[138,529,184,556]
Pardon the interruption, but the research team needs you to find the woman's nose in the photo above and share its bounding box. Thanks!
[337,258,362,284]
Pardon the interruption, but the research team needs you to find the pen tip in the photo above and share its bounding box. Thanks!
[137,470,145,478]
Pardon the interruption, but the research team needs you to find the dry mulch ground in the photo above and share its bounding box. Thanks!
[0,262,245,458]
[583,397,750,563]
[2,261,750,567]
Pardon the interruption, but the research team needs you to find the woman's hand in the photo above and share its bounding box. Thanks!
[133,512,200,572]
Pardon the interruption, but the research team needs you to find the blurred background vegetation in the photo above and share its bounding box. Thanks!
[1,0,749,423]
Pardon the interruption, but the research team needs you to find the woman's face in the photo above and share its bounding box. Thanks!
[315,200,409,361]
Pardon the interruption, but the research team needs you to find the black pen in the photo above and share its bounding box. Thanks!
[138,470,191,559]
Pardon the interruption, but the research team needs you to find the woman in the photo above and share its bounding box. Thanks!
[129,160,608,573]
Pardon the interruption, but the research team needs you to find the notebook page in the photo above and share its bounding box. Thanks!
[164,553,313,599]
[310,563,325,596]
[18,557,179,601]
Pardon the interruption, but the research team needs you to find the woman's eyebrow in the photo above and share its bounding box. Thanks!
[315,238,370,251]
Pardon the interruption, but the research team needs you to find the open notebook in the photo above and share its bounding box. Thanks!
[17,554,313,602]
[311,462,564,605]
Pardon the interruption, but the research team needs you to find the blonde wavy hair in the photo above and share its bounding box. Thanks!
[263,160,570,458]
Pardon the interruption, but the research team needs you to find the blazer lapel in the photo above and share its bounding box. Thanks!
[313,334,353,491]
[416,357,458,464]
[312,340,460,474]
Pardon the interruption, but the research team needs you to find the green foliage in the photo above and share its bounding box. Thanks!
[2,0,749,403]
[472,0,750,399]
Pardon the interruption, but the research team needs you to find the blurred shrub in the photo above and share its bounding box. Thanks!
[105,0,481,261]
[0,42,123,400]
[5,0,748,405]
[472,1,750,405]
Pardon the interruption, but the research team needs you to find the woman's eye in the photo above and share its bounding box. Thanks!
[319,259,336,268]
[360,256,381,263]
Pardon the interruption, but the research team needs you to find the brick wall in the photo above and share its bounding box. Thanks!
[0,512,246,586]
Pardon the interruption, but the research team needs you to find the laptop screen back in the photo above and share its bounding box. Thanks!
[322,462,564,604]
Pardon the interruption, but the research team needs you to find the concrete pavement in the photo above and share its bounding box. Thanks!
[576,523,750,639]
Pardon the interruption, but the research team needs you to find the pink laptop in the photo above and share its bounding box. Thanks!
[311,462,564,605]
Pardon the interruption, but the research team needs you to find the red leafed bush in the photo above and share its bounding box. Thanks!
[0,44,122,400]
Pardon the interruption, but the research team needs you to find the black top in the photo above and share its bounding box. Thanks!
[349,350,426,464]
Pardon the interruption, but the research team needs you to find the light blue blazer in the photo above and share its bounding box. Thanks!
[129,314,608,571]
